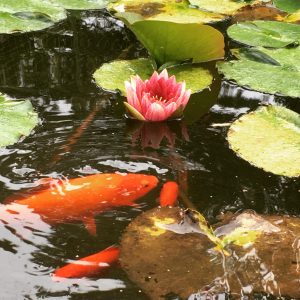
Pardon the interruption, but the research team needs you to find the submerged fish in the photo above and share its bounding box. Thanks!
[53,245,120,280]
[159,181,179,207]
[4,173,158,235]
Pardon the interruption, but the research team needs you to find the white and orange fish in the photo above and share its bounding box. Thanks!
[2,173,158,235]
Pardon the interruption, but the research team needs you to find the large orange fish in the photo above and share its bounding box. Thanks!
[4,173,158,235]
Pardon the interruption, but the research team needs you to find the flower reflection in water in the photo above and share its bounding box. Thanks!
[127,121,189,149]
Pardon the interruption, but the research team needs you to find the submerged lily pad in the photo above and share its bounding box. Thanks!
[120,207,223,299]
[188,0,260,15]
[0,94,38,148]
[121,207,300,298]
[109,0,225,24]
[218,47,300,98]
[273,0,300,13]
[227,106,300,177]
[50,0,108,10]
[93,58,213,94]
[227,20,300,48]
[0,0,66,33]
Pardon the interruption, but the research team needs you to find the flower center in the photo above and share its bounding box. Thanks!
[151,94,167,103]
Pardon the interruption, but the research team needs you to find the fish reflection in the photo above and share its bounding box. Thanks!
[127,120,189,149]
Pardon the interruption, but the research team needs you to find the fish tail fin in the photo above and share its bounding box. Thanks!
[159,181,179,207]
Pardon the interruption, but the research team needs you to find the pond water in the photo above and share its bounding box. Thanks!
[0,9,299,300]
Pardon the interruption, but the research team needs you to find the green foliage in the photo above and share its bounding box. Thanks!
[228,21,300,48]
[0,94,38,148]
[273,0,300,13]
[0,0,66,33]
[50,0,108,10]
[227,106,300,177]
[116,14,225,66]
[218,47,300,98]
[93,58,213,94]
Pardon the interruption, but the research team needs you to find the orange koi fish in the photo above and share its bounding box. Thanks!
[53,245,120,280]
[5,173,158,235]
[159,181,179,207]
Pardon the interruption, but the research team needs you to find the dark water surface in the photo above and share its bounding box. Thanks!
[0,10,299,300]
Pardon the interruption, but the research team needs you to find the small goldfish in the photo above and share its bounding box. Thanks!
[159,181,179,207]
[53,245,120,280]
[5,173,158,235]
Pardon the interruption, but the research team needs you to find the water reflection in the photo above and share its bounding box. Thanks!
[127,120,189,149]
[0,7,299,300]
[0,11,142,98]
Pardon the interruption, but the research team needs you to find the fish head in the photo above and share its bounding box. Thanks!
[118,174,159,204]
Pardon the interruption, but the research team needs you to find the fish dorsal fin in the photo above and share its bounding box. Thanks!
[4,178,62,204]
[82,216,97,236]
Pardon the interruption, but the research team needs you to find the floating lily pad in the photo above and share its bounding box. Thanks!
[188,0,260,15]
[117,14,225,66]
[93,58,213,94]
[165,64,213,93]
[0,0,66,33]
[0,94,38,148]
[218,47,300,98]
[120,207,300,298]
[273,0,300,13]
[109,0,225,24]
[227,106,300,177]
[93,58,155,95]
[227,20,300,48]
[50,0,108,10]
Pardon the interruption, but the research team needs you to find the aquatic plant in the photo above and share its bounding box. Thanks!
[124,69,191,122]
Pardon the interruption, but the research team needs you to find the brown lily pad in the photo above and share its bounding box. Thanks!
[120,207,224,299]
[120,208,300,299]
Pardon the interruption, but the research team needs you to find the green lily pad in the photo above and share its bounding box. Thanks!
[50,0,108,10]
[117,14,225,66]
[227,105,300,177]
[188,0,260,15]
[273,0,300,13]
[227,20,300,48]
[0,0,66,33]
[93,58,155,95]
[93,58,213,95]
[218,47,300,98]
[0,94,38,148]
[109,0,225,23]
[166,64,213,93]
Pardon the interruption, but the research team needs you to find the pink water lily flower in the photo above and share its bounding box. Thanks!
[124,69,191,122]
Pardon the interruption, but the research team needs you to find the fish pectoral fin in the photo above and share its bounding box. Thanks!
[82,216,97,236]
